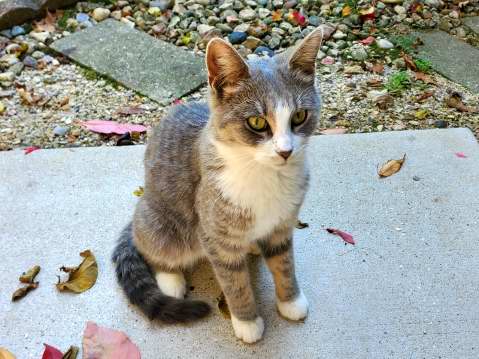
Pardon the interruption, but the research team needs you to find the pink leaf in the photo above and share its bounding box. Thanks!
[42,344,63,359]
[455,152,467,158]
[326,228,355,245]
[321,56,335,65]
[83,322,141,359]
[292,11,306,26]
[80,120,147,135]
[360,36,375,45]
[24,146,40,155]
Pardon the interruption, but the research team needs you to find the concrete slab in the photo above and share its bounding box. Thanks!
[50,19,206,104]
[1,128,479,358]
[464,16,479,35]
[414,30,479,93]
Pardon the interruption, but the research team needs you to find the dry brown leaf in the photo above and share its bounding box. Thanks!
[296,219,309,229]
[446,92,478,113]
[56,250,98,293]
[319,128,347,135]
[403,53,417,71]
[12,282,38,301]
[217,293,231,319]
[0,348,16,359]
[366,78,383,87]
[378,154,406,178]
[62,345,79,359]
[371,62,384,74]
[375,94,394,110]
[117,106,145,116]
[19,265,40,283]
[416,91,434,102]
[414,72,435,84]
[33,11,58,33]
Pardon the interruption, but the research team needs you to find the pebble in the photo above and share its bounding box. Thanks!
[23,56,38,68]
[434,120,448,128]
[29,31,50,43]
[239,8,257,21]
[376,38,394,49]
[268,36,282,49]
[0,54,19,67]
[308,15,321,27]
[0,72,15,82]
[150,0,174,10]
[228,31,247,44]
[53,126,69,136]
[332,30,347,40]
[349,44,368,61]
[76,13,90,23]
[198,24,215,35]
[9,62,24,76]
[11,26,26,37]
[243,36,261,50]
[92,8,111,21]
[258,8,271,18]
[148,7,162,16]
[32,51,45,59]
[394,5,406,14]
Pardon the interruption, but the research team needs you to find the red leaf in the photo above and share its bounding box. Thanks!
[292,11,306,26]
[360,36,375,45]
[326,228,355,245]
[24,146,40,155]
[42,344,63,359]
[455,152,467,158]
[80,120,147,135]
[83,322,141,359]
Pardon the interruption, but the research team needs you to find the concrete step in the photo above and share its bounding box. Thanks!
[1,128,478,358]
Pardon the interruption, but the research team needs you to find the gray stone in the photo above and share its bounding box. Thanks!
[50,19,206,103]
[464,16,479,35]
[349,44,368,61]
[376,38,394,49]
[258,7,270,18]
[1,129,479,358]
[0,71,15,81]
[53,125,68,136]
[9,61,23,75]
[11,25,25,36]
[197,23,214,35]
[414,30,479,93]
[332,30,347,39]
[0,54,19,68]
[29,31,49,43]
[239,8,256,21]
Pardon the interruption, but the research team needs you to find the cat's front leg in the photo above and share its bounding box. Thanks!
[258,229,309,321]
[202,236,264,343]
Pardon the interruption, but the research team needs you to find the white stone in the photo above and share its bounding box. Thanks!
[197,24,215,35]
[376,38,394,49]
[92,8,111,22]
[29,31,50,43]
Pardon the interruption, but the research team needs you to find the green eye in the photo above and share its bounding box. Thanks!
[292,110,307,126]
[247,116,267,131]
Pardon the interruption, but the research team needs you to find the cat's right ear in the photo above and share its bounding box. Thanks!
[206,38,250,93]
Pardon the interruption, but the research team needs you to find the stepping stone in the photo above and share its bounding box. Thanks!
[413,30,479,93]
[464,16,479,35]
[50,19,206,104]
[1,129,478,357]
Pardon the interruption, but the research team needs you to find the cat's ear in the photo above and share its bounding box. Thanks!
[288,25,335,76]
[206,38,250,93]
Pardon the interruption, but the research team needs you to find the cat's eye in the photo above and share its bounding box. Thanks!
[291,110,308,126]
[247,116,268,131]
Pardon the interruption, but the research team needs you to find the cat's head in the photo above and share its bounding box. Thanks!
[206,26,327,167]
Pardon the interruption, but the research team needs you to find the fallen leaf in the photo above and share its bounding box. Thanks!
[414,71,435,84]
[359,6,375,21]
[11,282,38,301]
[80,120,147,135]
[371,62,384,74]
[271,10,282,22]
[82,322,141,359]
[375,94,394,110]
[62,346,79,359]
[359,36,375,45]
[326,228,355,245]
[19,265,41,283]
[403,53,417,71]
[446,92,478,113]
[319,128,347,135]
[33,11,57,33]
[0,348,16,359]
[133,186,144,197]
[366,78,383,87]
[295,219,309,229]
[24,146,40,155]
[56,250,98,293]
[117,106,145,116]
[217,293,231,319]
[416,91,434,102]
[378,154,406,178]
[181,33,191,45]
[455,152,467,158]
[342,5,352,17]
[173,99,183,105]
[41,344,63,359]
[291,11,306,26]
[17,87,42,106]
[320,56,335,65]
[414,109,429,120]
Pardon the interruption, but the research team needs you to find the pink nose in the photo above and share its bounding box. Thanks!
[277,150,292,160]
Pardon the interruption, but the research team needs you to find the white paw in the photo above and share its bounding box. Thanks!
[231,315,264,344]
[277,291,309,321]
[155,272,186,299]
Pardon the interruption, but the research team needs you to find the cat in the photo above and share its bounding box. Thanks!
[113,25,329,344]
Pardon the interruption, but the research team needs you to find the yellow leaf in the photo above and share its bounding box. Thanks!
[56,250,98,293]
[19,265,41,283]
[271,10,282,22]
[342,5,352,17]
[133,186,144,197]
[0,101,5,114]
[414,109,429,120]
[11,282,38,301]
[378,154,406,178]
[0,348,16,359]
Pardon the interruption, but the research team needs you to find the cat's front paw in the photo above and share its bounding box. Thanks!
[231,315,264,344]
[277,291,309,321]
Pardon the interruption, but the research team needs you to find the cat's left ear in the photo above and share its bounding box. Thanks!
[288,24,335,77]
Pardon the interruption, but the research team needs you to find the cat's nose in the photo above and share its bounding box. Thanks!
[277,150,292,160]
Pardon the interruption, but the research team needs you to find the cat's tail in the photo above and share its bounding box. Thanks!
[112,223,210,323]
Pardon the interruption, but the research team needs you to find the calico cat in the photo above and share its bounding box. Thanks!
[113,25,330,344]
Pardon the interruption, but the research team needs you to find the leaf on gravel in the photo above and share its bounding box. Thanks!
[416,91,434,102]
[19,265,41,283]
[217,293,231,319]
[133,186,144,197]
[117,106,145,116]
[366,78,383,87]
[371,62,384,74]
[16,87,43,106]
[41,344,63,359]
[342,5,352,16]
[375,94,394,110]
[33,11,57,33]
[296,219,309,229]
[62,346,79,359]
[291,11,306,26]
[359,6,375,20]
[414,71,435,84]
[12,282,38,301]
[326,228,355,245]
[56,250,98,293]
[24,146,40,155]
[0,348,16,359]
[455,152,467,158]
[83,322,141,359]
[378,154,406,178]
[446,92,478,113]
[360,36,375,45]
[271,10,282,22]
[80,120,147,135]
[403,53,417,71]
[319,128,347,135]
[414,109,429,120]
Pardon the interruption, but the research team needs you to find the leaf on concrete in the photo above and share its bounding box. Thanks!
[0,348,16,359]
[62,346,79,359]
[133,186,144,197]
[378,154,406,178]
[326,228,355,245]
[24,146,40,155]
[56,250,98,293]
[19,265,41,283]
[446,92,478,113]
[295,219,309,229]
[41,344,63,359]
[319,128,347,135]
[11,282,38,301]
[455,152,467,158]
[217,293,231,319]
[83,322,141,359]
[80,120,147,135]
